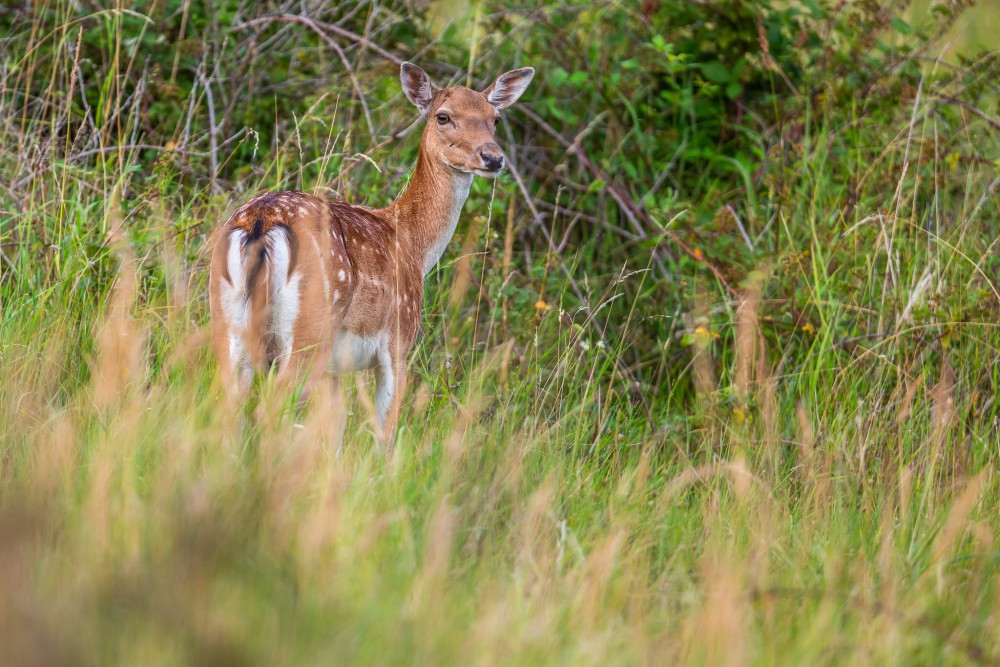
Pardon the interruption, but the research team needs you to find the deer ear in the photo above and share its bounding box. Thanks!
[483,67,535,109]
[401,62,434,116]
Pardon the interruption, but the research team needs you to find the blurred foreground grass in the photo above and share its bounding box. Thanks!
[2,1,999,665]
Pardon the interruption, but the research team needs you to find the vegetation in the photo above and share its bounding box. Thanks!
[1,0,998,664]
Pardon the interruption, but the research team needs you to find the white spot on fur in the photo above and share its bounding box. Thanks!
[360,274,384,289]
[338,269,346,282]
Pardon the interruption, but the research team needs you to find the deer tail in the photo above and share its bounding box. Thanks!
[241,217,273,367]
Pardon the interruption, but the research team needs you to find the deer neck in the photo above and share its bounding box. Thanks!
[388,145,473,276]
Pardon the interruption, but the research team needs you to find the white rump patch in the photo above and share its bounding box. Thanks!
[220,230,250,376]
[221,226,302,375]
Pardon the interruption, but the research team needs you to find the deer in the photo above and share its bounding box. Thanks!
[208,62,535,448]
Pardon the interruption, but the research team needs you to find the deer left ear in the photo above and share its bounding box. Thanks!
[483,67,535,109]
[401,62,435,116]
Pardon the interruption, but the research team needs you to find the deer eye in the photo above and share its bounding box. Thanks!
[435,113,450,125]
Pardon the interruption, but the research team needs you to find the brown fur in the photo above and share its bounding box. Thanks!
[208,62,534,447]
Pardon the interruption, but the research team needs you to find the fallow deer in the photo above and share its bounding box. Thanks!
[208,62,534,447]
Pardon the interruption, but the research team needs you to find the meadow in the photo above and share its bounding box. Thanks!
[1,1,999,665]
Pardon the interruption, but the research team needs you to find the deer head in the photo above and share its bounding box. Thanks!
[400,63,535,178]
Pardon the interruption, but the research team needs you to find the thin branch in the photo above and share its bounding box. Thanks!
[233,14,405,67]
[934,95,1000,131]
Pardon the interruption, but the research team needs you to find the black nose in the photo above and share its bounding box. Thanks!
[481,152,504,171]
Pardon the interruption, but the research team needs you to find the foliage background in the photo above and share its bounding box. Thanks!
[1,1,999,665]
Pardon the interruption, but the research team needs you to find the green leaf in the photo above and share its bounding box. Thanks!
[700,61,730,83]
[731,58,746,78]
[726,81,742,99]
[800,0,824,18]
[891,18,913,35]
[587,178,606,193]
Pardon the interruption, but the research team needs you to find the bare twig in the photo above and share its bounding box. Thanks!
[200,69,219,192]
[233,14,405,67]
[236,14,376,142]
[725,204,754,253]
[934,95,1000,131]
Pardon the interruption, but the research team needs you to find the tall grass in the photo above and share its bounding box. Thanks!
[2,2,999,665]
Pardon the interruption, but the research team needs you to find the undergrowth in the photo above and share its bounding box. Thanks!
[1,1,998,665]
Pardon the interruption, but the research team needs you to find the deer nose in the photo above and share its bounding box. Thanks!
[481,151,504,171]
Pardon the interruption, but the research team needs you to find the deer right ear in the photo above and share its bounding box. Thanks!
[484,67,535,109]
[400,62,434,116]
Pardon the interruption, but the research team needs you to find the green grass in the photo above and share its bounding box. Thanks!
[2,2,999,665]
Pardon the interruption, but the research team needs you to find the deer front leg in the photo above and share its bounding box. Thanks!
[374,353,408,451]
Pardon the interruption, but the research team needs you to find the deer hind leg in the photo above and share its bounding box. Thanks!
[274,289,327,407]
[226,336,254,396]
[210,232,254,402]
[274,259,336,407]
[278,342,331,408]
[211,322,253,404]
[272,227,343,403]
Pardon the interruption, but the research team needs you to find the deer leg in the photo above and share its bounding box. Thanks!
[278,342,332,409]
[212,323,252,401]
[374,355,408,451]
